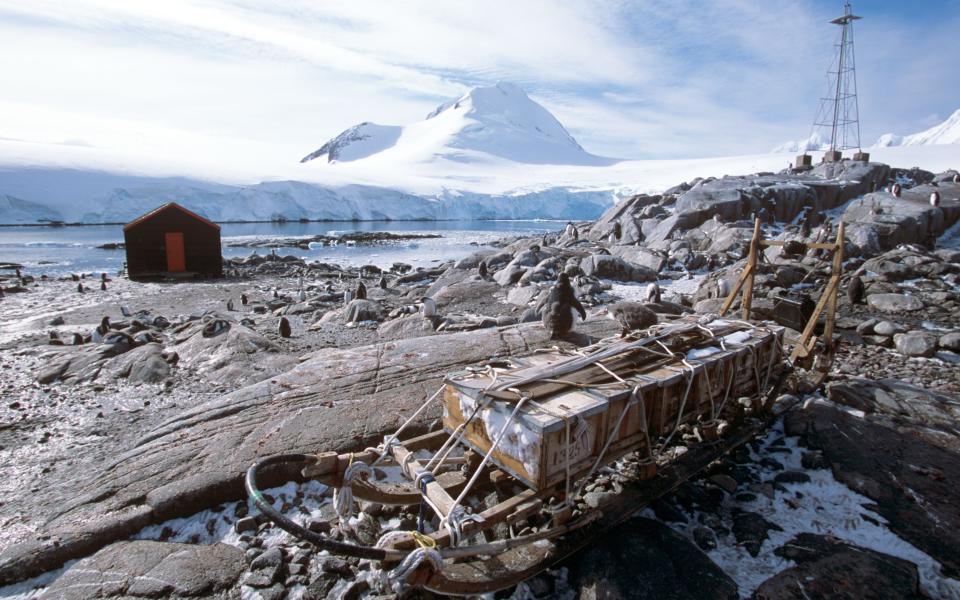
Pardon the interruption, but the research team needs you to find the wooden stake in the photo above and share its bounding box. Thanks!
[741,218,762,320]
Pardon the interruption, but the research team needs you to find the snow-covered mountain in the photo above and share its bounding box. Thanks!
[300,82,616,167]
[770,132,829,154]
[774,109,960,154]
[874,109,960,147]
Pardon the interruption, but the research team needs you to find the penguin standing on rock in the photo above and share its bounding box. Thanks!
[92,316,110,343]
[614,221,622,241]
[226,298,235,311]
[378,275,388,290]
[419,297,437,318]
[717,279,731,300]
[890,183,902,197]
[272,289,279,299]
[354,280,367,300]
[241,293,248,306]
[71,332,84,345]
[645,282,661,304]
[71,273,79,282]
[538,273,586,340]
[278,316,291,338]
[478,260,489,279]
[77,283,84,294]
[930,192,941,207]
[847,275,865,305]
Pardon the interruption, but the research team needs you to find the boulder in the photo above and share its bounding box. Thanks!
[753,533,922,600]
[580,255,657,282]
[893,331,938,358]
[565,517,738,600]
[866,293,923,312]
[939,331,960,352]
[343,299,384,324]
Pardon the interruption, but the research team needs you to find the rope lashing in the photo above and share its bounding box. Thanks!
[376,531,443,594]
[414,470,438,533]
[370,385,445,468]
[333,455,372,524]
[444,505,486,547]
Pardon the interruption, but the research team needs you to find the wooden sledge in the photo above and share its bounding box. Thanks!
[246,314,803,595]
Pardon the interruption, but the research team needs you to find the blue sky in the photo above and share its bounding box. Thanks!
[0,0,957,164]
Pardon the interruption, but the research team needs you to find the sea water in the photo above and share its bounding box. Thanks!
[0,220,562,276]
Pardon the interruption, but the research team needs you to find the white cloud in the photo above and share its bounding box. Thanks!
[0,0,956,169]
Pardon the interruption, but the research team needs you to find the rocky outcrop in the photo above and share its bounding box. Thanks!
[752,533,922,600]
[565,517,739,600]
[0,320,620,586]
[38,541,245,599]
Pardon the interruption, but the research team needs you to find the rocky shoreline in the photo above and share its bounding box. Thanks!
[1,159,959,599]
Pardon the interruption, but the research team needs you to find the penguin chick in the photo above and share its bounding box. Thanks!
[538,273,586,340]
[354,280,367,300]
[607,302,658,337]
[847,275,864,305]
[241,293,248,305]
[378,275,388,290]
[478,260,489,279]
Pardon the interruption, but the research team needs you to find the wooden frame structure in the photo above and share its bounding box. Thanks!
[718,217,845,364]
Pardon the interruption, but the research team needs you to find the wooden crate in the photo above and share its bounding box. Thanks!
[443,321,783,491]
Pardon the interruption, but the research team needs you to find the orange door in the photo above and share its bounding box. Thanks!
[165,232,186,272]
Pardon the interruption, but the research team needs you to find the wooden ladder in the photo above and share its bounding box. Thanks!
[718,217,845,364]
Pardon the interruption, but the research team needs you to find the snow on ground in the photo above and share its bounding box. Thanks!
[607,273,706,304]
[662,413,960,600]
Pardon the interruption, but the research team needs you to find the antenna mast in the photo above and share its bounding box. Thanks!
[804,1,865,164]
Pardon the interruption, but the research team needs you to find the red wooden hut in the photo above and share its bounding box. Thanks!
[123,203,222,279]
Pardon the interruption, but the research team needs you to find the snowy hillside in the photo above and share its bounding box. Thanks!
[0,194,63,224]
[875,109,960,147]
[770,132,828,154]
[301,82,616,167]
[774,109,960,154]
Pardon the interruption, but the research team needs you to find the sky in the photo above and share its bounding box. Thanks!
[0,0,958,172]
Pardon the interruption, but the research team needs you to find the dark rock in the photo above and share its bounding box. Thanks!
[939,331,960,352]
[732,511,782,557]
[773,470,811,485]
[580,255,658,282]
[235,516,257,534]
[566,517,737,600]
[692,526,718,551]
[800,451,828,470]
[753,533,922,599]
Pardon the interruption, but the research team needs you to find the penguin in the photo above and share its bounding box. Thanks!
[613,221,622,240]
[891,183,902,197]
[298,275,304,289]
[608,232,617,245]
[344,290,353,304]
[92,316,110,344]
[607,302,659,337]
[272,289,279,299]
[645,282,661,304]
[71,332,84,345]
[800,216,811,238]
[717,279,731,300]
[419,297,437,318]
[564,222,575,237]
[278,316,291,338]
[241,293,248,306]
[100,281,107,291]
[378,275,388,290]
[354,280,367,300]
[298,289,307,303]
[847,275,864,305]
[0,287,4,299]
[869,181,877,193]
[226,298,235,311]
[77,283,84,293]
[478,260,489,279]
[572,226,579,240]
[954,173,960,183]
[930,191,941,207]
[537,273,586,340]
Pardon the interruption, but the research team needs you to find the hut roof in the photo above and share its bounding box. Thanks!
[123,202,220,232]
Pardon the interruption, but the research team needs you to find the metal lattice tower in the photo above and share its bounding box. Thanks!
[810,1,862,152]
